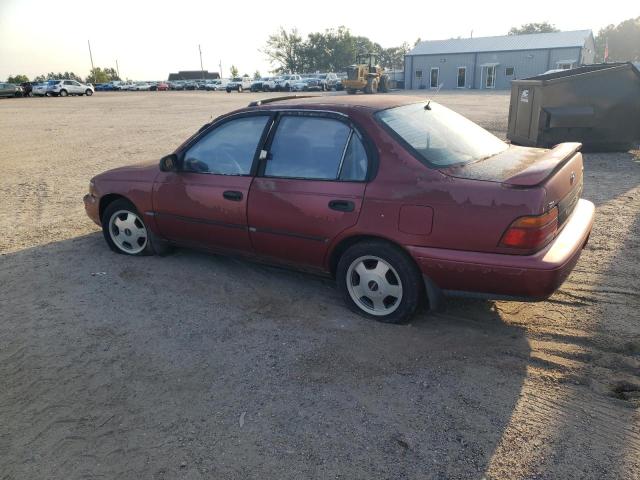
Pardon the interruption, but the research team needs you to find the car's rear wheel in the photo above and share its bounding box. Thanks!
[101,199,169,256]
[59,89,68,97]
[337,240,424,324]
[238,85,243,93]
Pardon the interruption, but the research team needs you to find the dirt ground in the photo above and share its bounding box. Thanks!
[0,90,638,480]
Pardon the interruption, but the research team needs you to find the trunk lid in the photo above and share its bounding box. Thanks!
[443,142,584,226]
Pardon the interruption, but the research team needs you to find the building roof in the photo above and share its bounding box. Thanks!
[407,30,592,56]
[167,70,220,81]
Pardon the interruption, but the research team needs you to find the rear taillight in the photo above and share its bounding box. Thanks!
[499,207,558,251]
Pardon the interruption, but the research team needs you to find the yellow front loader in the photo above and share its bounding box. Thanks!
[343,53,390,94]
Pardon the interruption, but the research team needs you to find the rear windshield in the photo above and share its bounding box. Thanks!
[376,102,507,167]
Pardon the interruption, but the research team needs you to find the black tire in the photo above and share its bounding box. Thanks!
[59,89,68,97]
[336,240,425,324]
[238,85,243,93]
[101,199,170,256]
[346,88,357,95]
[379,76,389,93]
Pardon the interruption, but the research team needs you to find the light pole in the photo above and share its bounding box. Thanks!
[88,40,95,81]
[199,44,205,80]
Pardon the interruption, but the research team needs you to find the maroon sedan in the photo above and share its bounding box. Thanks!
[84,95,594,323]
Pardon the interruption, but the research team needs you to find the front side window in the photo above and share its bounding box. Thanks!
[376,102,507,167]
[183,116,269,175]
[265,116,358,180]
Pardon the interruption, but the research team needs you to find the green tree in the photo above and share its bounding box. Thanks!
[230,65,239,78]
[7,74,29,84]
[253,70,261,80]
[37,72,83,82]
[508,22,559,35]
[594,17,640,62]
[86,68,110,84]
[262,27,306,73]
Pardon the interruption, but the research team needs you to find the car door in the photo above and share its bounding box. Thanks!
[248,112,370,268]
[153,113,273,253]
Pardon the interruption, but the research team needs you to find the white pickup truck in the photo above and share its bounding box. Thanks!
[225,77,252,93]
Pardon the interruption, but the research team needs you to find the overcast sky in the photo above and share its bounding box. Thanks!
[0,0,636,81]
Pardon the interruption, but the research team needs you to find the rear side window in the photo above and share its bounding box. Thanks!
[265,116,358,180]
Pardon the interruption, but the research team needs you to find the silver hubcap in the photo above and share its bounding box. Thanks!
[109,210,147,254]
[346,256,403,316]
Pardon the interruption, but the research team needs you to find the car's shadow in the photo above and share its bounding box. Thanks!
[0,233,529,479]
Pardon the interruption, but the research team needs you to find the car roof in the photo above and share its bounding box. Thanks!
[249,94,424,113]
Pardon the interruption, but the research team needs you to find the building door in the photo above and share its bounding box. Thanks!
[485,66,496,88]
[457,67,466,88]
[430,68,439,88]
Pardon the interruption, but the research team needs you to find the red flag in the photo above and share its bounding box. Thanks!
[604,39,609,62]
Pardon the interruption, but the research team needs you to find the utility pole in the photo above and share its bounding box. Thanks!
[219,59,223,79]
[199,44,204,80]
[116,59,120,79]
[88,40,95,81]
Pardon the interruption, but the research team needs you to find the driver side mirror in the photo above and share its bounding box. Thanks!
[159,153,179,172]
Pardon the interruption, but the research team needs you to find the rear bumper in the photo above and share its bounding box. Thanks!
[407,199,595,299]
[83,193,101,226]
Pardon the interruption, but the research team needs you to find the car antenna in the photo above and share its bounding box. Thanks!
[425,82,443,110]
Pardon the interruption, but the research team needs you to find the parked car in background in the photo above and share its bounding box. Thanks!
[251,77,273,92]
[315,72,339,90]
[0,82,23,97]
[48,79,94,96]
[226,77,252,93]
[262,77,280,91]
[132,82,152,91]
[20,82,37,96]
[168,81,184,91]
[292,78,323,92]
[82,95,595,324]
[155,82,169,91]
[275,74,302,91]
[32,81,54,96]
[184,81,198,90]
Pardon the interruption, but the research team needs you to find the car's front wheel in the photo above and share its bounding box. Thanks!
[337,240,424,324]
[59,89,68,97]
[102,199,164,256]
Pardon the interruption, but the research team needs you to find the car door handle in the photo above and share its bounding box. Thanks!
[223,190,243,201]
[328,200,355,212]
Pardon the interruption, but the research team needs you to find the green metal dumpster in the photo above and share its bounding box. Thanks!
[507,63,640,151]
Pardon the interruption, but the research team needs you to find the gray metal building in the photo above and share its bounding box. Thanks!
[404,30,595,90]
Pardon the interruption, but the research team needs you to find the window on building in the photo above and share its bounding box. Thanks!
[430,68,439,88]
[415,70,423,79]
[505,67,515,76]
[457,67,466,88]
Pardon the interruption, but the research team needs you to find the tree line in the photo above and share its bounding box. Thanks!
[263,26,411,74]
[5,67,121,85]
